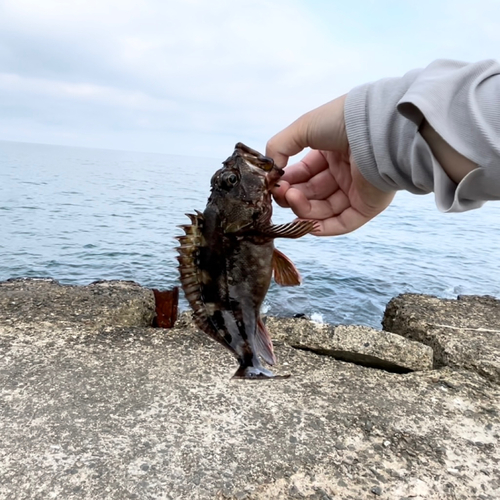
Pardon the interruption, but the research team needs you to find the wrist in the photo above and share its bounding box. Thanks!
[419,121,477,184]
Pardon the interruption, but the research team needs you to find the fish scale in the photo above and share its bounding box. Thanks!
[176,143,317,379]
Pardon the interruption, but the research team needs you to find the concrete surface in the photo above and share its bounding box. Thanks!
[0,278,155,328]
[0,280,499,499]
[267,318,433,373]
[384,294,500,384]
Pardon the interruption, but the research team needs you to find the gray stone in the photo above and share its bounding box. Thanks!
[266,318,433,372]
[0,278,155,328]
[383,294,500,384]
[0,280,499,499]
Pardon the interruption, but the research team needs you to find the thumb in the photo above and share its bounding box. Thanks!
[265,94,347,168]
[265,117,309,168]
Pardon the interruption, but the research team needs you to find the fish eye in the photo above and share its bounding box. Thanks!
[220,172,239,189]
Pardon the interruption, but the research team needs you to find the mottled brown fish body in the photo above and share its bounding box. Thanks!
[177,143,316,379]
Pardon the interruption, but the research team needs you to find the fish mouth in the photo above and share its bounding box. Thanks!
[233,142,275,172]
[232,142,284,186]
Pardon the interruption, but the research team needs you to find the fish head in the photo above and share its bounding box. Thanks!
[207,143,283,232]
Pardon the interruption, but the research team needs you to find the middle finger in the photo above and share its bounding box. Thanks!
[290,168,340,200]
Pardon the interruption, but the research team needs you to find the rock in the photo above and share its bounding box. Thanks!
[0,278,155,328]
[1,280,499,499]
[383,294,500,384]
[266,318,433,373]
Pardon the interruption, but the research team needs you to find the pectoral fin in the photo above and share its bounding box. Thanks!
[257,220,317,239]
[272,248,301,286]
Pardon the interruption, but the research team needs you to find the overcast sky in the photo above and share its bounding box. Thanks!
[1,0,500,158]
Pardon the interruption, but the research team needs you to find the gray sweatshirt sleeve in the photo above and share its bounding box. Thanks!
[344,59,500,212]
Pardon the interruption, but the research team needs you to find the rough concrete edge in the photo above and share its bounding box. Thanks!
[382,293,500,385]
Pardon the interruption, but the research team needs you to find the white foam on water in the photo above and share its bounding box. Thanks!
[310,312,324,324]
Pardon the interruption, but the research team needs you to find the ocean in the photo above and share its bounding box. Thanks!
[1,140,500,328]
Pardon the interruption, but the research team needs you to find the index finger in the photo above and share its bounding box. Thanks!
[280,150,329,185]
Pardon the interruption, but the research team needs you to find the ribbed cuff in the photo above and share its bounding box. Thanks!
[417,133,485,212]
[345,84,396,193]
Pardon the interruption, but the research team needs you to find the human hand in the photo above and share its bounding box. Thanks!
[266,95,396,236]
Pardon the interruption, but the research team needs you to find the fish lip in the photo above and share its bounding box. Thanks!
[226,142,284,185]
[265,167,283,188]
[234,142,274,170]
[231,142,278,174]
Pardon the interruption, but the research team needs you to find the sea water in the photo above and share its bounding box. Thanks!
[1,140,500,328]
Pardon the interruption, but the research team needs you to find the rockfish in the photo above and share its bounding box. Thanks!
[176,143,315,379]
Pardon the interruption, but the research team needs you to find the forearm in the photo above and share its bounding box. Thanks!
[419,121,477,185]
[345,59,500,212]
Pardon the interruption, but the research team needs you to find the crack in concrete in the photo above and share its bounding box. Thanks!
[290,344,414,374]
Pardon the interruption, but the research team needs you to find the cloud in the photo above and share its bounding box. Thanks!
[1,0,500,157]
[0,0,343,154]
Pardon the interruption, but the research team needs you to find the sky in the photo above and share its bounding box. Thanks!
[1,0,500,159]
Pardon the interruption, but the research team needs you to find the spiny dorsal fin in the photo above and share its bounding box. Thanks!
[176,213,217,336]
[177,213,240,351]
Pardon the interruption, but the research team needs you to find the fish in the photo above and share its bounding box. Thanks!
[176,143,316,379]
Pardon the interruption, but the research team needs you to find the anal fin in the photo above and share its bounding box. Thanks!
[272,248,301,286]
[255,317,276,366]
